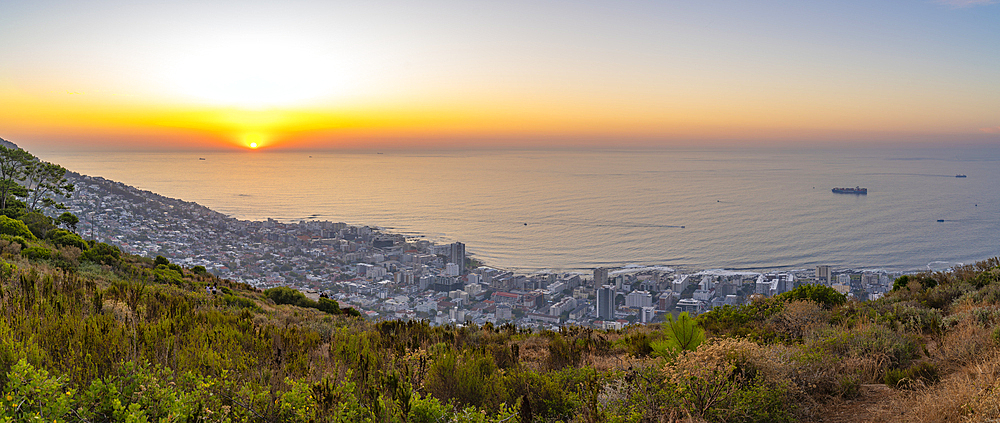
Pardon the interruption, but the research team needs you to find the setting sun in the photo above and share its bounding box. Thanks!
[245,133,263,149]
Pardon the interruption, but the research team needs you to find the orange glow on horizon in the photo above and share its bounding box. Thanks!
[1,83,996,151]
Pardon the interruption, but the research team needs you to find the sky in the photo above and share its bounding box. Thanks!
[1,0,999,151]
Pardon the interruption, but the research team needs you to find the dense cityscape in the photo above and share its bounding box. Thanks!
[67,171,905,329]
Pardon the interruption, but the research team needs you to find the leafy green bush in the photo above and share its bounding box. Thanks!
[1,359,74,421]
[18,211,55,239]
[47,229,87,250]
[20,245,52,260]
[0,215,35,240]
[265,286,316,308]
[777,284,846,308]
[317,297,341,314]
[697,296,785,340]
[80,242,121,265]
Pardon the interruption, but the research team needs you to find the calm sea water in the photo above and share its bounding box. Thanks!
[36,146,1000,273]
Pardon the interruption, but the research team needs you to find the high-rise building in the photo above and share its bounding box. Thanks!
[449,242,466,274]
[594,267,608,287]
[816,266,831,284]
[594,267,608,300]
[597,285,615,321]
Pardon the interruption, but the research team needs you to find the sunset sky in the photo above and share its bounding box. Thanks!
[1,0,998,151]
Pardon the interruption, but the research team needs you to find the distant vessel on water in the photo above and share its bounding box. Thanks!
[956,174,967,178]
[832,186,867,194]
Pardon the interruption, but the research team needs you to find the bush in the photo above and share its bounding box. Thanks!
[18,211,55,239]
[47,229,87,250]
[265,286,315,308]
[777,284,846,308]
[21,245,52,260]
[877,302,943,334]
[884,362,939,390]
[810,323,920,380]
[0,215,35,240]
[317,297,341,314]
[893,274,937,292]
[80,242,121,265]
[765,300,829,341]
[663,338,795,422]
[0,235,27,250]
[697,296,785,340]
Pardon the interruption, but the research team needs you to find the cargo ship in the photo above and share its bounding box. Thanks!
[832,186,867,194]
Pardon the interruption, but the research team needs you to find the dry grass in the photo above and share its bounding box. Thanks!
[869,348,1000,422]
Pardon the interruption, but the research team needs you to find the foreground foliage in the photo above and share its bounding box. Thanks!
[0,226,999,422]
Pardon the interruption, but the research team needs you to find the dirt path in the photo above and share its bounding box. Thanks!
[803,384,902,423]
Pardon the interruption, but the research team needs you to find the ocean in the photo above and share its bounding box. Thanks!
[36,146,1000,273]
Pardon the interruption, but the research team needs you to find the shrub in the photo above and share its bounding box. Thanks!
[893,274,937,292]
[0,215,35,240]
[0,234,28,250]
[317,297,341,314]
[545,334,583,370]
[777,284,846,308]
[884,362,939,390]
[152,265,184,286]
[47,229,87,250]
[877,302,943,334]
[21,245,52,260]
[971,266,1000,289]
[265,286,315,308]
[765,300,828,341]
[663,338,795,422]
[697,296,784,340]
[809,323,920,380]
[1,359,74,421]
[18,211,55,239]
[80,242,121,265]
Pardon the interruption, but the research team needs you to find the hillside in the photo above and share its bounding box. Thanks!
[0,212,999,422]
[0,141,999,422]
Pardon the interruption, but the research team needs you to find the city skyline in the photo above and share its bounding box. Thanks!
[2,0,999,151]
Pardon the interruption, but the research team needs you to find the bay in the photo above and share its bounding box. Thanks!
[36,145,1000,273]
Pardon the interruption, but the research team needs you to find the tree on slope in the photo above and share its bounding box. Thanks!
[22,160,74,213]
[0,146,32,212]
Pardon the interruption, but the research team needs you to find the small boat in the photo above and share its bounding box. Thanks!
[937,219,945,222]
[832,186,867,195]
[956,174,967,178]
[199,158,206,160]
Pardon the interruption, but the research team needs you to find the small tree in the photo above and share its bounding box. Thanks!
[652,311,705,358]
[57,212,79,232]
[0,146,32,212]
[22,161,74,213]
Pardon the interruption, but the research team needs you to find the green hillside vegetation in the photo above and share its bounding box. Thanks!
[1,219,999,423]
